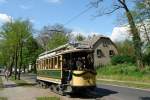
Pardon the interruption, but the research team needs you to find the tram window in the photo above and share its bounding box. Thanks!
[48,59,50,69]
[40,60,42,69]
[50,58,52,69]
[45,59,47,69]
[43,60,44,69]
[45,59,48,69]
[41,60,43,69]
[38,60,40,69]
[58,56,61,69]
[52,58,54,69]
[54,57,58,69]
[43,59,45,69]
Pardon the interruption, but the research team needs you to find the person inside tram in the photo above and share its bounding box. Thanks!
[76,57,83,70]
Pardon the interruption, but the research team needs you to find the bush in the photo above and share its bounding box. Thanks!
[111,55,135,65]
[143,53,150,65]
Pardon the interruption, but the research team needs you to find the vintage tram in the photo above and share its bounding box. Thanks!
[36,45,97,95]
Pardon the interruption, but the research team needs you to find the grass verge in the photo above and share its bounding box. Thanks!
[10,76,35,87]
[96,64,150,89]
[97,79,150,89]
[0,97,7,100]
[0,77,3,90]
[36,97,60,100]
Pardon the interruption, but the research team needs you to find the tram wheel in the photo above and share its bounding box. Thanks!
[57,85,65,96]
[41,82,47,89]
[49,84,55,92]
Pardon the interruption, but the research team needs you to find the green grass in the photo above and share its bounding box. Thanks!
[0,97,7,100]
[97,79,150,89]
[0,77,3,90]
[97,64,150,83]
[96,64,150,89]
[36,97,60,100]
[10,76,35,87]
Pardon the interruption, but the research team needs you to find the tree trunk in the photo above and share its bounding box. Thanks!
[18,42,23,80]
[14,47,18,80]
[119,0,144,69]
[9,55,15,76]
[23,65,26,73]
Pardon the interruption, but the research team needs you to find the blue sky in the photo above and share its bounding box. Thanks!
[0,0,130,40]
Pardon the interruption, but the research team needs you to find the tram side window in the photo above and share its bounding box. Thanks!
[50,58,53,69]
[41,60,43,69]
[43,59,45,69]
[58,56,61,69]
[40,60,42,69]
[38,61,40,69]
[46,59,48,69]
[48,59,50,69]
[43,60,44,69]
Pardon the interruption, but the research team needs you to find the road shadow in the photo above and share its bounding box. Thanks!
[140,97,150,100]
[4,83,36,88]
[16,83,37,87]
[70,87,118,99]
[4,84,17,88]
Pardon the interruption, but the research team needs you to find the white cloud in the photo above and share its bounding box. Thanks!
[46,0,62,3]
[110,26,130,42]
[71,27,107,39]
[0,13,12,23]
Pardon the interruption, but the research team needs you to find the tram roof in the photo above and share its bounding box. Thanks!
[37,48,93,60]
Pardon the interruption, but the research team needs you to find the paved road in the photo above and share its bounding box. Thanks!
[21,74,150,100]
[96,84,150,100]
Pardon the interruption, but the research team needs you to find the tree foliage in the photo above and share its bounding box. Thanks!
[75,33,86,42]
[0,19,42,79]
[38,24,72,50]
[47,32,69,50]
[91,0,144,69]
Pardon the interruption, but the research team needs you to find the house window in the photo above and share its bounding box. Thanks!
[109,50,115,56]
[97,49,104,58]
[103,41,108,47]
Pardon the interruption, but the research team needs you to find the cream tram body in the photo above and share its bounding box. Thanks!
[36,48,96,95]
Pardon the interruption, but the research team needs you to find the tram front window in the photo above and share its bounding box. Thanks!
[69,52,94,70]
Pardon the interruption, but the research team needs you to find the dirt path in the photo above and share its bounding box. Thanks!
[0,74,120,100]
[0,76,65,100]
[0,76,97,100]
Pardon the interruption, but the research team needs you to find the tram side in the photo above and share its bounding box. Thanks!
[36,54,63,86]
[36,49,97,95]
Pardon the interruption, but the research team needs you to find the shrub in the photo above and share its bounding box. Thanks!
[143,53,150,65]
[111,55,135,65]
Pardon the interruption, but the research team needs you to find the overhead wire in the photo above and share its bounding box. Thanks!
[64,6,93,26]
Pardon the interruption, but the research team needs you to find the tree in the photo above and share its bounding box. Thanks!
[116,39,135,57]
[22,38,43,73]
[38,24,72,50]
[91,0,144,69]
[47,32,69,50]
[75,33,86,42]
[133,0,150,43]
[0,19,34,79]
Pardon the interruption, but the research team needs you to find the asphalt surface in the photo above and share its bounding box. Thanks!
[21,74,150,100]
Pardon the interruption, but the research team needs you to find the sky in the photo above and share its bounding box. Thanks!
[0,0,131,41]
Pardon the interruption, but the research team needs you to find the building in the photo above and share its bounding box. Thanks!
[79,35,118,67]
[41,35,118,67]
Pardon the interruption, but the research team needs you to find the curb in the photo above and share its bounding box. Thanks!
[97,79,150,92]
